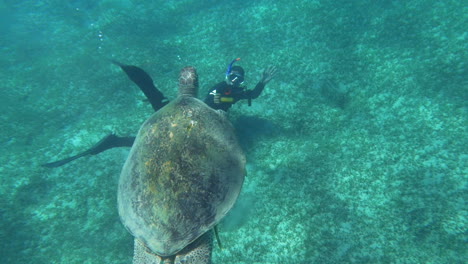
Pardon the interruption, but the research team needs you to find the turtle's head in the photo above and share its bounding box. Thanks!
[179,66,198,97]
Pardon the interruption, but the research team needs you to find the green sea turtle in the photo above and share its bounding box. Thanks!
[118,66,246,264]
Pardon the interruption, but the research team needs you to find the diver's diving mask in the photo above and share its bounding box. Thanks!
[225,58,244,86]
[227,72,244,86]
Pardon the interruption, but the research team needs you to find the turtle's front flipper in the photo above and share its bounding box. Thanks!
[111,60,169,112]
[42,134,135,168]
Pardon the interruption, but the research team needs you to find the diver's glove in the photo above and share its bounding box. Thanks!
[260,65,278,85]
[214,93,221,104]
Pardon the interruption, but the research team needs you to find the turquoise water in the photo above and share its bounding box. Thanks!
[1,0,466,263]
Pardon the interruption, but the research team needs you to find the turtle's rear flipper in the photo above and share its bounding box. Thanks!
[214,225,223,249]
[42,134,135,168]
[111,60,169,112]
[174,231,213,264]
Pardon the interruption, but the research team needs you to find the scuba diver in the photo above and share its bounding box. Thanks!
[42,59,277,168]
[205,58,277,111]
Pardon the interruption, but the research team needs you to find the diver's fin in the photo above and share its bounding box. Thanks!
[41,151,90,168]
[42,134,135,168]
[214,225,223,249]
[111,60,169,112]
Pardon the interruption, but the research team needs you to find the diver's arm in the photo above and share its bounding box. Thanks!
[247,82,266,99]
[204,93,216,107]
[204,82,226,107]
[244,65,277,100]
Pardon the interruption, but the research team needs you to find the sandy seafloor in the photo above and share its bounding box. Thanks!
[0,0,466,263]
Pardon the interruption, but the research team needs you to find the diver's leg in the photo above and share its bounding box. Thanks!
[42,134,135,168]
[111,60,169,112]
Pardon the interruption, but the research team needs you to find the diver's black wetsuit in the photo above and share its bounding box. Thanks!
[42,63,265,168]
[204,81,266,111]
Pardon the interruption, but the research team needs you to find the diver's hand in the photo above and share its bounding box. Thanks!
[214,93,221,104]
[261,66,277,85]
